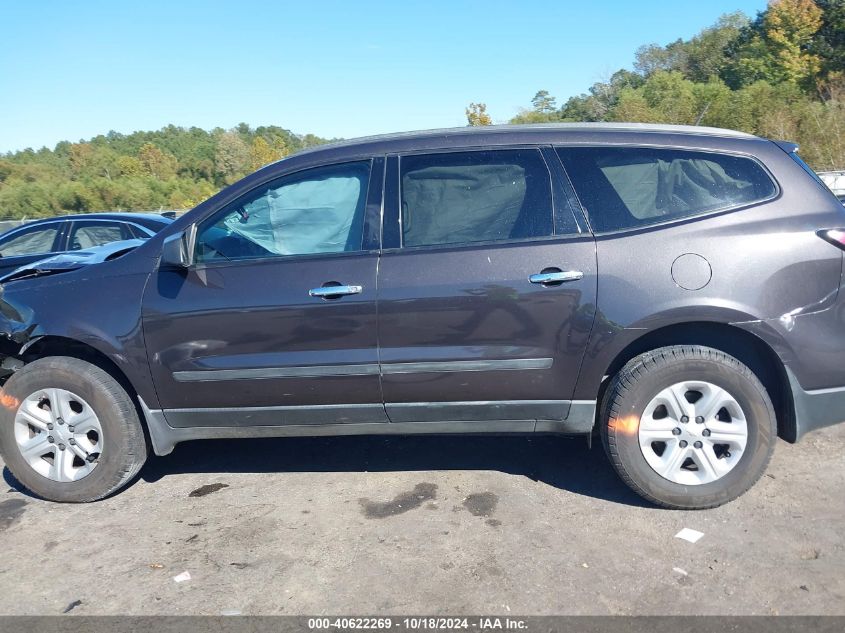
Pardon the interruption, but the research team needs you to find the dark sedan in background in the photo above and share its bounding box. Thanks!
[0,212,173,276]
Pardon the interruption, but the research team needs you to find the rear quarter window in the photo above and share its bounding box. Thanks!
[556,146,777,233]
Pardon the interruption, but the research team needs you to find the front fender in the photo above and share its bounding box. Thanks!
[0,266,160,408]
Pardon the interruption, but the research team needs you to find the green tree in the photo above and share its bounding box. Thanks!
[764,0,824,85]
[813,0,845,77]
[0,123,329,218]
[610,88,658,122]
[640,71,699,124]
[465,102,493,126]
[634,40,690,77]
[214,131,250,184]
[249,136,289,170]
[728,0,824,87]
[510,90,562,124]
[551,70,645,122]
[690,78,735,126]
[116,155,143,177]
[531,90,557,114]
[138,142,178,180]
[684,12,749,81]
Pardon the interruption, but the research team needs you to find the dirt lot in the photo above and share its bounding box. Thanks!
[0,424,843,616]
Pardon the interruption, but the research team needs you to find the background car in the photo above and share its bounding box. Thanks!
[818,171,845,204]
[0,212,172,277]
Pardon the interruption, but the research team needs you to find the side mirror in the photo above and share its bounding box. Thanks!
[160,225,196,268]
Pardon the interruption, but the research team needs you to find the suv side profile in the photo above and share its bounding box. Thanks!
[1,123,844,509]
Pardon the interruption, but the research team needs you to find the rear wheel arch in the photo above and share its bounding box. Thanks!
[599,322,796,442]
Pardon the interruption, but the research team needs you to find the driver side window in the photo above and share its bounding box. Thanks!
[195,160,372,263]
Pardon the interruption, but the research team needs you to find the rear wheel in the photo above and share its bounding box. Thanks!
[0,357,147,502]
[601,345,776,509]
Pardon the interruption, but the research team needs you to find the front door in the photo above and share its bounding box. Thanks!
[142,158,388,428]
[377,148,597,426]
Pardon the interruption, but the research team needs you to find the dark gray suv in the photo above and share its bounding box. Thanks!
[1,123,844,509]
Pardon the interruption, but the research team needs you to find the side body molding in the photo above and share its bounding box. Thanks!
[138,397,597,456]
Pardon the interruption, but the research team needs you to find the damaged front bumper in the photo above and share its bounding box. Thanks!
[0,286,40,380]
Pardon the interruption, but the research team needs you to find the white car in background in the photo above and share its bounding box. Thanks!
[819,171,845,204]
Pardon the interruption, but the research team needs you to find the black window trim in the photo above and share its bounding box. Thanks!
[553,143,782,237]
[191,157,384,269]
[539,145,588,236]
[383,145,581,253]
[66,217,157,232]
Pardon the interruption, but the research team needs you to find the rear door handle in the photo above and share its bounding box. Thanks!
[528,270,584,285]
[309,284,363,298]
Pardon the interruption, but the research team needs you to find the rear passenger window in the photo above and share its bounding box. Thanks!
[556,147,777,233]
[400,150,553,247]
[68,222,132,250]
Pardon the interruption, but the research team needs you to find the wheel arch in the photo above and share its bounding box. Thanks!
[15,335,153,445]
[599,322,797,442]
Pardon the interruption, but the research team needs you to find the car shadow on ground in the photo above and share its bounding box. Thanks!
[3,435,650,507]
[135,433,650,507]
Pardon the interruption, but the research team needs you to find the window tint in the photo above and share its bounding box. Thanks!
[556,147,777,233]
[0,225,60,257]
[126,224,153,239]
[400,150,553,248]
[69,222,132,250]
[196,161,371,262]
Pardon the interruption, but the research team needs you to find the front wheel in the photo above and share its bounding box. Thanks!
[0,357,147,502]
[601,345,776,509]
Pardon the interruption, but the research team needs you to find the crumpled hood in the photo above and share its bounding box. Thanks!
[0,239,146,283]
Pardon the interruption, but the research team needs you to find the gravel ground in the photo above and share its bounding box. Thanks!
[0,424,843,616]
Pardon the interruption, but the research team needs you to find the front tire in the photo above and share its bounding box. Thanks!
[601,345,776,509]
[0,357,147,502]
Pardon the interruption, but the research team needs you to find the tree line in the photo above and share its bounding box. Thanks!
[468,0,845,172]
[2,0,843,219]
[0,124,330,219]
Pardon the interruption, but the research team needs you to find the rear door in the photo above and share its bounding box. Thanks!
[377,147,597,427]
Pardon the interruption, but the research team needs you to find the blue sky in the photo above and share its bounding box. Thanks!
[1,0,768,153]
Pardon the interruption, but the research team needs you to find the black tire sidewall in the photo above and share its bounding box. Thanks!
[0,358,144,502]
[608,352,776,508]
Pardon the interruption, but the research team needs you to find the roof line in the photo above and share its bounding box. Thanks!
[287,122,760,159]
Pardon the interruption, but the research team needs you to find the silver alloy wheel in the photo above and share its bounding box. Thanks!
[13,388,104,482]
[638,380,748,485]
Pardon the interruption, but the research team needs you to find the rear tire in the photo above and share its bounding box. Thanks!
[601,345,776,509]
[0,357,147,502]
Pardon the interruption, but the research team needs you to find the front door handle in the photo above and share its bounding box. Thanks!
[309,284,363,298]
[528,270,584,285]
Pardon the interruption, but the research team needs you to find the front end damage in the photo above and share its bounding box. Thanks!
[0,288,38,382]
[0,239,148,383]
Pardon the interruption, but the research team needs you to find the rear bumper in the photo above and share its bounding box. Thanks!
[786,366,845,441]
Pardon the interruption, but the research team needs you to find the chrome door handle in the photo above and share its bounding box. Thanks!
[309,284,363,298]
[528,271,584,284]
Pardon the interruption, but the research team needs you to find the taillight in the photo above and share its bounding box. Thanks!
[818,229,845,250]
